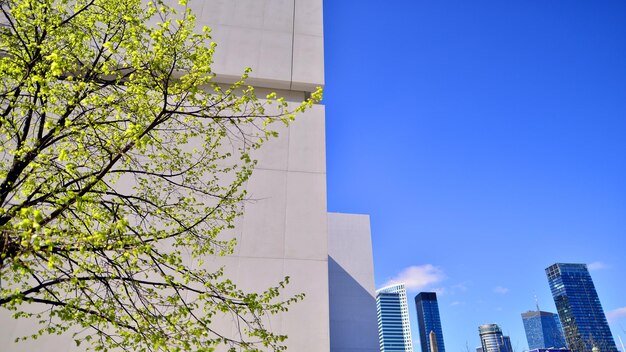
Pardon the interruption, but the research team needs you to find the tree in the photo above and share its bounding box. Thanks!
[0,0,322,350]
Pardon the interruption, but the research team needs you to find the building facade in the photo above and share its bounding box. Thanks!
[522,310,567,349]
[328,213,379,352]
[546,263,618,352]
[415,292,446,352]
[529,349,572,352]
[478,324,513,352]
[377,283,414,352]
[0,1,379,351]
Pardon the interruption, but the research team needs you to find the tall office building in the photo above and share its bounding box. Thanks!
[546,263,618,352]
[377,283,414,352]
[415,292,446,352]
[521,309,567,349]
[0,1,380,351]
[478,324,513,352]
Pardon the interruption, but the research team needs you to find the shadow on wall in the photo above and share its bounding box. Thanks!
[328,255,379,352]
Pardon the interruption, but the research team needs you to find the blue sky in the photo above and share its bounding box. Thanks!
[323,1,626,351]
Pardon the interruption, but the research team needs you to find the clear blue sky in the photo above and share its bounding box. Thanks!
[323,1,626,351]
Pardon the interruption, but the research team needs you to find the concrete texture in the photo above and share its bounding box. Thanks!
[328,213,380,352]
[194,0,324,92]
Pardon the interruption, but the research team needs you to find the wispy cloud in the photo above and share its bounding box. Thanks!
[450,301,464,306]
[451,282,469,293]
[432,287,447,295]
[383,264,446,292]
[606,307,626,323]
[588,261,608,271]
[493,286,510,294]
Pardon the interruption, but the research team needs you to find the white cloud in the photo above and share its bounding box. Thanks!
[383,264,445,292]
[606,307,626,323]
[493,286,510,294]
[588,261,608,271]
[450,301,464,306]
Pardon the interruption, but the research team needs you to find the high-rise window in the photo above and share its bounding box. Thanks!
[376,283,414,352]
[415,292,446,352]
[546,263,618,352]
[521,309,567,349]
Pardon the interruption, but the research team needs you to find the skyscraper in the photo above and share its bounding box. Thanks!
[415,292,446,352]
[521,309,567,349]
[376,283,414,352]
[546,263,618,352]
[478,324,513,352]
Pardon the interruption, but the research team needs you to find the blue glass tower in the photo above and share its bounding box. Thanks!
[546,263,618,352]
[415,292,446,352]
[376,283,414,352]
[521,310,566,349]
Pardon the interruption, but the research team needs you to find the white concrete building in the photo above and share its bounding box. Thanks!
[0,1,379,351]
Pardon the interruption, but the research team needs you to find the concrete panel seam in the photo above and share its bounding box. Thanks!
[229,254,327,262]
[289,0,296,90]
[282,98,291,260]
[254,167,325,175]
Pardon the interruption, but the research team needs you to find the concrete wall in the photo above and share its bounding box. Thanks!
[0,101,330,352]
[231,100,329,351]
[184,0,324,92]
[328,213,380,352]
[0,1,329,351]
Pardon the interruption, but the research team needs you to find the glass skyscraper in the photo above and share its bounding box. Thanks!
[415,292,446,352]
[521,310,567,349]
[546,263,618,352]
[478,324,513,352]
[376,283,414,352]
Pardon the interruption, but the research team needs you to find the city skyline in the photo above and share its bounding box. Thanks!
[375,262,622,352]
